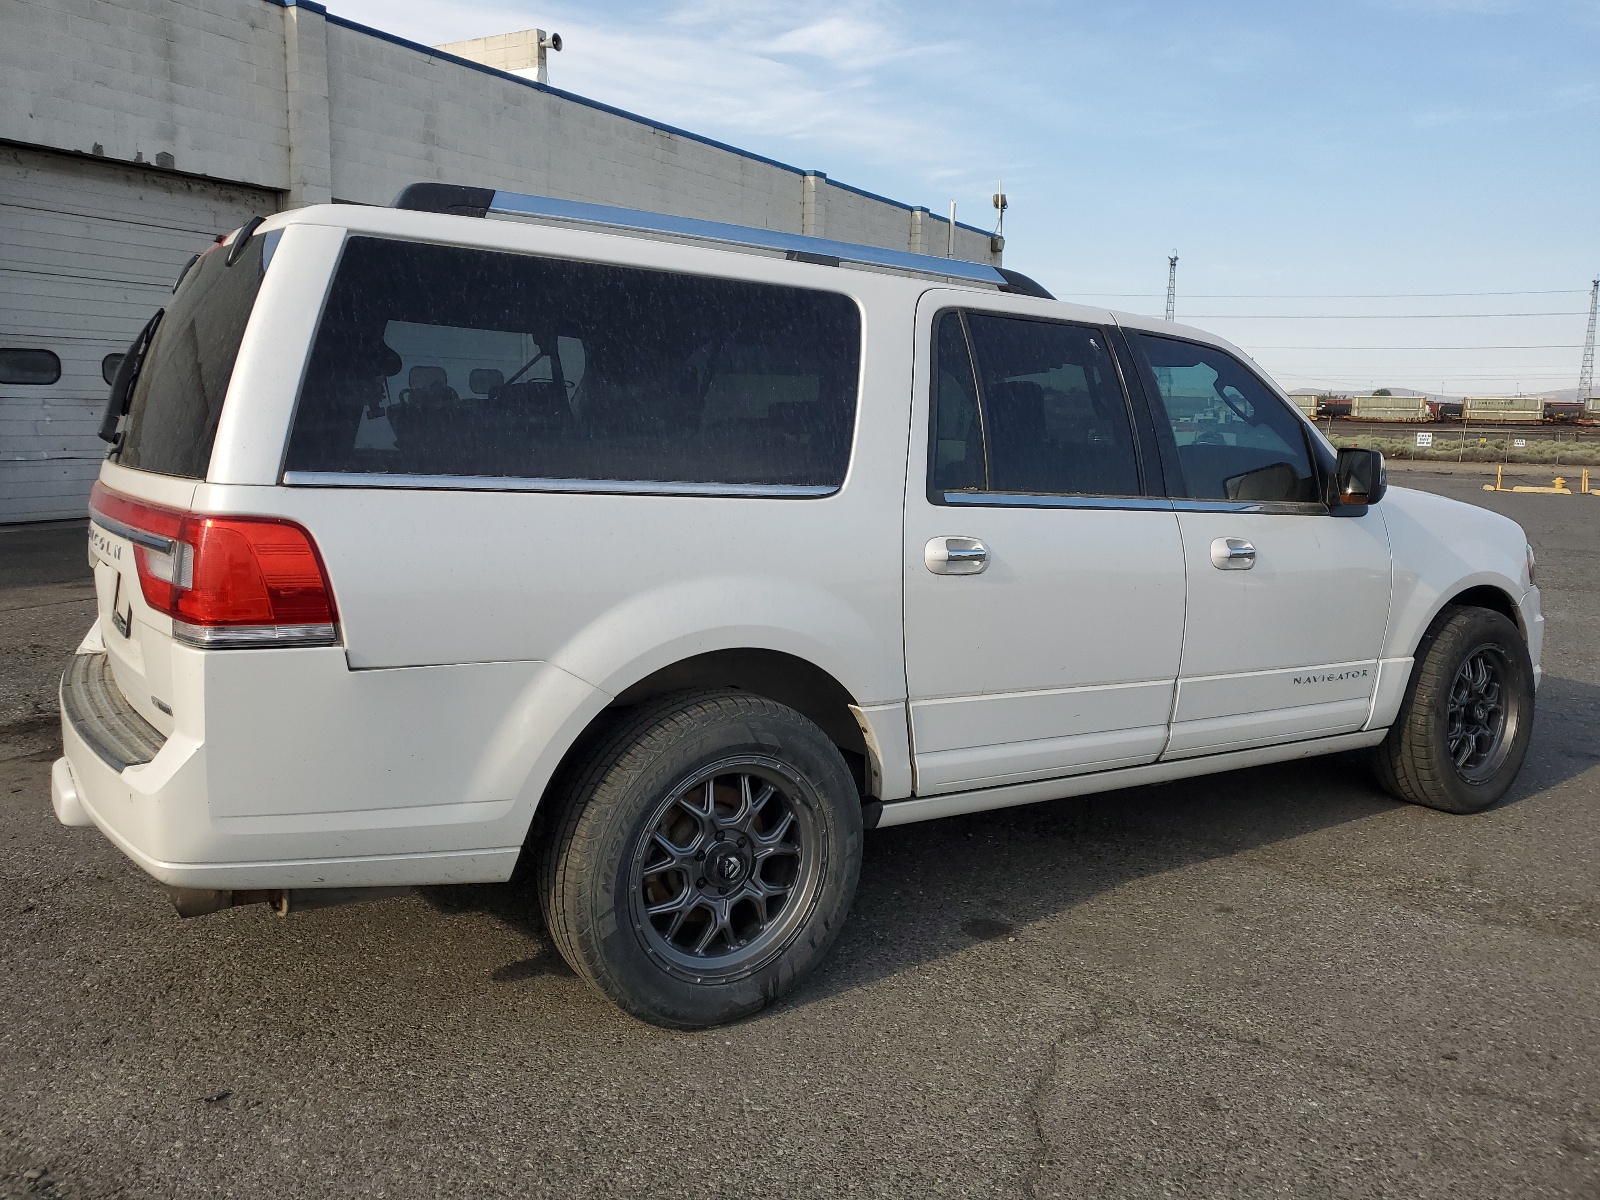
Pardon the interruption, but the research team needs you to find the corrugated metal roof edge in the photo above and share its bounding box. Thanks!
[268,0,995,238]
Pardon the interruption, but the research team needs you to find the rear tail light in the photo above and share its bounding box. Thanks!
[89,482,339,649]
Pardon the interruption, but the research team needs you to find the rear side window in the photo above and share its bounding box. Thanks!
[929,310,1142,499]
[116,234,270,478]
[1131,332,1318,504]
[285,238,863,492]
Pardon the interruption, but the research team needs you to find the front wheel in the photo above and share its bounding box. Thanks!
[1372,606,1535,814]
[537,691,863,1028]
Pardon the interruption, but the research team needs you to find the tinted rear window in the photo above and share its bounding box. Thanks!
[116,234,270,478]
[284,237,862,491]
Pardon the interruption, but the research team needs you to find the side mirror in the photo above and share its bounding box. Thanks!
[1330,447,1386,511]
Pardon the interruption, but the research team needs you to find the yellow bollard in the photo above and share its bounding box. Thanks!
[1483,464,1506,492]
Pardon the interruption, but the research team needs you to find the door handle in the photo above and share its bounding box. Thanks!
[926,536,989,575]
[1210,537,1256,570]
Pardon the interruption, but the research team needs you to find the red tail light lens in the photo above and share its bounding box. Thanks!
[89,482,339,649]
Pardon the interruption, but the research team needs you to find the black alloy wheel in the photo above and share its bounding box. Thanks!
[631,759,823,979]
[1373,605,1535,814]
[1445,644,1517,783]
[538,691,862,1028]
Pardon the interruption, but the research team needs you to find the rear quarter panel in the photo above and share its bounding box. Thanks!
[186,216,924,849]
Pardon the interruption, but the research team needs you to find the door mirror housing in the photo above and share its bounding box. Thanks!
[1330,447,1386,512]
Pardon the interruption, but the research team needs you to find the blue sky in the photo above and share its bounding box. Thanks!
[332,0,1600,397]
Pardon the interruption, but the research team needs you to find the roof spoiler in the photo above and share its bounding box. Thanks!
[389,182,1054,298]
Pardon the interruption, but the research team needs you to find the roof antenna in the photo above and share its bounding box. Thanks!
[947,200,957,258]
[1165,251,1179,322]
[991,181,1008,256]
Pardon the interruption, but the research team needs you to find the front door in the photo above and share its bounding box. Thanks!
[1123,328,1393,758]
[901,298,1187,796]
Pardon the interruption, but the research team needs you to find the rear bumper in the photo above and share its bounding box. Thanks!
[61,651,167,770]
[50,756,92,827]
[55,644,605,891]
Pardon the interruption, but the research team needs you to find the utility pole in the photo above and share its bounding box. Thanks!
[1165,253,1178,322]
[1580,276,1598,399]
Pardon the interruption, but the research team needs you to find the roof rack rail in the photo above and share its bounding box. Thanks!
[391,183,1053,298]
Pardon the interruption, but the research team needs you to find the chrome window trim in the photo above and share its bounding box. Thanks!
[940,492,1330,516]
[941,491,1172,512]
[281,471,838,499]
[1169,498,1328,516]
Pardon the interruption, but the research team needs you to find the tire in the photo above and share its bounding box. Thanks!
[1372,606,1535,814]
[536,690,863,1029]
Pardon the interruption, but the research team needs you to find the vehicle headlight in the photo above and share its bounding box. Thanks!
[1526,544,1537,588]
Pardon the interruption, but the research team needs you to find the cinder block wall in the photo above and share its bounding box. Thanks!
[0,0,291,190]
[1,0,1000,264]
[323,21,804,233]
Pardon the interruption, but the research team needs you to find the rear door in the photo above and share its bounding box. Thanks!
[86,232,274,733]
[901,296,1187,795]
[1123,328,1392,757]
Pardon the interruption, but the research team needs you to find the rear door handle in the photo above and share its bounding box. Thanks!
[926,536,989,575]
[1210,537,1256,570]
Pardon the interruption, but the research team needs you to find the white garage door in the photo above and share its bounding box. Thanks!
[0,147,280,523]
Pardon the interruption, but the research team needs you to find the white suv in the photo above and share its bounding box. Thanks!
[54,185,1542,1028]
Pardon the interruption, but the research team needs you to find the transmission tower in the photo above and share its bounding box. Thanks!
[1165,253,1178,321]
[1581,277,1598,399]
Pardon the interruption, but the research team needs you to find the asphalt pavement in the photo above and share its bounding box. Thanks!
[1,468,1596,1198]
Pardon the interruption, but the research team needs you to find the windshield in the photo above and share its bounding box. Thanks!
[115,232,273,478]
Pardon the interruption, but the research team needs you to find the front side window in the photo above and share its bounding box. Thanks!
[929,310,1142,500]
[285,238,862,491]
[1131,332,1318,504]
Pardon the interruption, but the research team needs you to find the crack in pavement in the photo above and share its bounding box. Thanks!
[1022,1006,1103,1199]
[1078,996,1598,1126]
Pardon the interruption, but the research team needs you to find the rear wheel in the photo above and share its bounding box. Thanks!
[1372,606,1535,814]
[537,690,863,1028]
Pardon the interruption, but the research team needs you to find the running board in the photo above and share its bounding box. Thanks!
[875,728,1388,829]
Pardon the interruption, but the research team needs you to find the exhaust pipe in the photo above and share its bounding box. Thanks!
[165,886,411,918]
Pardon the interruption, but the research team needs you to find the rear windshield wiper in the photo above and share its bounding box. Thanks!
[98,308,164,444]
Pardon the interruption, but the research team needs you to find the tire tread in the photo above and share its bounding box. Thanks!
[534,689,859,1027]
[1372,606,1533,814]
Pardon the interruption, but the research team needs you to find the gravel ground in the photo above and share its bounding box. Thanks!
[1,472,1595,1199]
